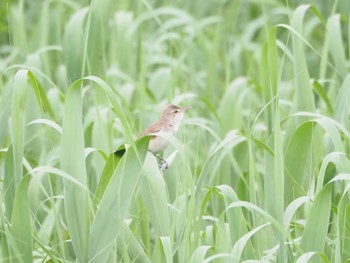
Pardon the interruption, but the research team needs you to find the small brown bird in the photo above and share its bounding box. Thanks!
[139,104,191,167]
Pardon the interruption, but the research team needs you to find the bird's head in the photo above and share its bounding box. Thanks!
[161,104,191,124]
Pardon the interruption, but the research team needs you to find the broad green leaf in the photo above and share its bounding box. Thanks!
[225,201,287,241]
[336,189,350,261]
[11,69,28,186]
[334,74,350,127]
[11,175,32,263]
[296,252,330,263]
[82,76,134,143]
[4,70,29,221]
[139,154,170,236]
[300,185,332,253]
[284,196,309,231]
[312,80,333,115]
[290,5,319,113]
[0,210,11,263]
[87,0,115,76]
[4,146,15,220]
[231,223,270,263]
[214,185,250,247]
[27,71,55,117]
[327,15,347,78]
[63,8,89,82]
[284,121,314,199]
[116,222,151,263]
[88,136,150,262]
[315,152,347,194]
[218,77,248,134]
[60,80,89,262]
[2,1,350,262]
[190,246,212,263]
[154,237,173,263]
[94,146,125,204]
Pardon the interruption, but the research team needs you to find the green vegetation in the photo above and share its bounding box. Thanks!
[1,0,350,262]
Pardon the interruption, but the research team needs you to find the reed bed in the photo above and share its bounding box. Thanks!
[1,0,350,262]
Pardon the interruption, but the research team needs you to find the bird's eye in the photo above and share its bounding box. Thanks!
[174,110,178,113]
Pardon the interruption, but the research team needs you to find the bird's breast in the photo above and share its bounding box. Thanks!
[148,136,170,154]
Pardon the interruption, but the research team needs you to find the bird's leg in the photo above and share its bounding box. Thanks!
[150,151,169,170]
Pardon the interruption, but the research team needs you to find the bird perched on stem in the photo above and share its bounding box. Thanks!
[139,104,191,169]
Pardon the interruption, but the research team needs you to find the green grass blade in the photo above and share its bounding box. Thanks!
[334,74,350,127]
[88,136,150,262]
[94,148,124,204]
[4,146,15,220]
[300,185,332,253]
[116,222,151,263]
[284,122,314,199]
[290,5,317,112]
[10,175,32,262]
[2,1,350,261]
[27,71,55,118]
[284,196,309,231]
[10,70,28,186]
[336,190,350,262]
[86,0,115,76]
[139,154,170,236]
[154,236,173,263]
[296,252,330,263]
[4,70,29,221]
[214,185,249,247]
[83,76,134,143]
[190,246,212,263]
[273,106,286,261]
[327,14,347,78]
[312,80,333,115]
[63,8,89,82]
[232,223,270,263]
[0,209,11,263]
[60,80,89,261]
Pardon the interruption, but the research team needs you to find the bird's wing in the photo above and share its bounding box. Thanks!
[138,122,162,138]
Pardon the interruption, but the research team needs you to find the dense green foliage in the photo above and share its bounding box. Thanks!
[1,0,350,262]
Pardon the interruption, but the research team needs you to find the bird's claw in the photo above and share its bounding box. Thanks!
[159,160,169,171]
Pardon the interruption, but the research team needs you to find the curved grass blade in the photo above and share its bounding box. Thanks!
[154,236,173,263]
[231,223,270,263]
[190,245,212,263]
[27,71,55,118]
[5,70,54,220]
[214,185,250,249]
[296,252,330,263]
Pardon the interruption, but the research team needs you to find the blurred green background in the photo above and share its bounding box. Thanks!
[1,0,350,262]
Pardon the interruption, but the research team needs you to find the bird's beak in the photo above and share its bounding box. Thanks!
[182,106,191,112]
